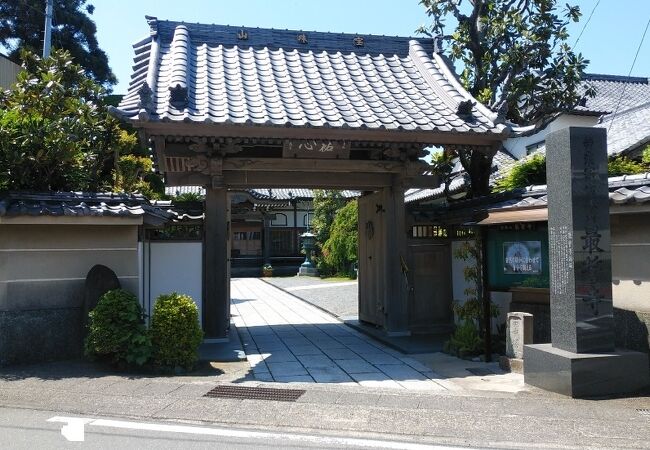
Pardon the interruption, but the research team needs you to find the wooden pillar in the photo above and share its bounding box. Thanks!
[203,187,230,340]
[382,179,410,335]
[262,213,272,263]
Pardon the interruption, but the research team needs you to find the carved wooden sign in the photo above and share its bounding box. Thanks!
[282,140,349,159]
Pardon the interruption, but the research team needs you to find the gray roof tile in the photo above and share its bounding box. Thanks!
[116,18,504,135]
[0,192,173,224]
[578,74,650,114]
[596,101,650,156]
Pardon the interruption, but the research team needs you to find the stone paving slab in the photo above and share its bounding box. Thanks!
[231,278,446,390]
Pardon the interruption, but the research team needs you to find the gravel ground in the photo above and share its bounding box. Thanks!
[263,276,358,319]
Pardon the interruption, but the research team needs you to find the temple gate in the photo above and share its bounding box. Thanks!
[114,17,507,340]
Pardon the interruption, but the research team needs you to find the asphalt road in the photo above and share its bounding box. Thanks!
[0,407,464,450]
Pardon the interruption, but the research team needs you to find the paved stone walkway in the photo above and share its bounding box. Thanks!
[231,278,446,390]
[263,276,358,319]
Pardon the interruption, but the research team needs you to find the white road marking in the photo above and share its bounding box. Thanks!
[48,415,461,449]
[286,281,357,291]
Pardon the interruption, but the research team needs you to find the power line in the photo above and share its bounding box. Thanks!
[573,0,601,49]
[608,13,650,132]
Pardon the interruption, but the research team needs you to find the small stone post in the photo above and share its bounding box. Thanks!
[499,312,533,373]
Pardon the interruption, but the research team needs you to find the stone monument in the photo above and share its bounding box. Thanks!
[524,127,650,397]
[83,265,120,324]
[499,312,533,373]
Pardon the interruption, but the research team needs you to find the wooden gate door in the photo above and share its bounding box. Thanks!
[357,192,385,327]
[408,242,453,333]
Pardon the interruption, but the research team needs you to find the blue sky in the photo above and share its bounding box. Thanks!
[89,0,650,94]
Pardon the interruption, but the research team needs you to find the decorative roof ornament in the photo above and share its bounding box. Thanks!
[237,29,249,40]
[169,83,188,109]
[145,15,158,37]
[456,99,475,121]
[297,33,308,44]
[495,102,508,124]
[353,36,365,47]
[137,82,154,113]
[433,35,444,54]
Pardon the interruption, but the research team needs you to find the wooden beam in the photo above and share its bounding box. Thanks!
[222,158,404,173]
[222,171,394,189]
[166,171,393,189]
[138,122,507,146]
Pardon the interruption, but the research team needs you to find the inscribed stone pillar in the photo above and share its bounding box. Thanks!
[524,127,649,397]
[546,127,614,353]
[203,187,231,340]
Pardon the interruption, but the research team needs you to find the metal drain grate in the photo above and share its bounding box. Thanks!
[637,409,650,416]
[204,385,305,402]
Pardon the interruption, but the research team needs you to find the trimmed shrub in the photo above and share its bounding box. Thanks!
[84,289,152,367]
[608,156,647,177]
[494,154,546,192]
[150,293,203,370]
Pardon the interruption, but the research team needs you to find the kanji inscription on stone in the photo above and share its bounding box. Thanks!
[546,127,614,354]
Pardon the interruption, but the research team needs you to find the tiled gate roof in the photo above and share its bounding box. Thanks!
[115,18,505,136]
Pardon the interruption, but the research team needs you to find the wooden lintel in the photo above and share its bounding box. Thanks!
[223,171,393,189]
[139,122,507,146]
[222,158,403,173]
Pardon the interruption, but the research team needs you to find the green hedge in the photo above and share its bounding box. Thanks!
[150,293,203,370]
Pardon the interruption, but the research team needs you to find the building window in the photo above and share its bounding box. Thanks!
[271,213,288,226]
[526,140,545,155]
[411,225,448,238]
[303,213,313,227]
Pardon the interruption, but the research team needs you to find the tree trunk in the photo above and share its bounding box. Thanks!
[467,150,494,198]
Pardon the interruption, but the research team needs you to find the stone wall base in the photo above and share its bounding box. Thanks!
[524,343,650,398]
[0,308,83,366]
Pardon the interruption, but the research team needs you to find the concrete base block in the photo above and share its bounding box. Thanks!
[298,266,319,277]
[499,356,524,374]
[524,343,650,398]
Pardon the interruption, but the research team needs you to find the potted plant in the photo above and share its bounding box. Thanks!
[262,263,273,277]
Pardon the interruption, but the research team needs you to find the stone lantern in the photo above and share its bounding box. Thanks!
[298,231,318,276]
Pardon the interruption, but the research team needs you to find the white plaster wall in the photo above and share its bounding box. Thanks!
[504,114,600,159]
[144,242,203,325]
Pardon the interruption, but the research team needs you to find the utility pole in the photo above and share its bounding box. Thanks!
[43,0,54,58]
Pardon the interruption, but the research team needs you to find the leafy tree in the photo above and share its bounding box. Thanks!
[0,50,120,192]
[113,130,165,199]
[174,192,205,202]
[641,145,650,166]
[0,0,116,88]
[322,200,358,276]
[419,0,592,197]
[495,153,648,192]
[312,190,346,250]
[607,156,647,177]
[494,153,546,191]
